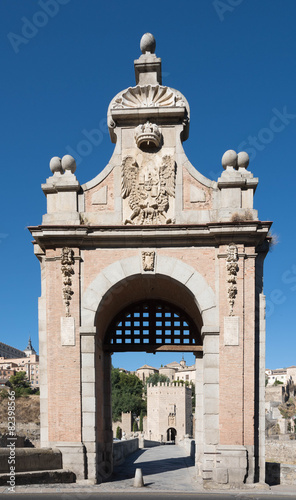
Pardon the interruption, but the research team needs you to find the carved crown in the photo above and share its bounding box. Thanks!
[134,121,161,148]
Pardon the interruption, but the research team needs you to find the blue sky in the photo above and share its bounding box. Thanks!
[1,0,296,372]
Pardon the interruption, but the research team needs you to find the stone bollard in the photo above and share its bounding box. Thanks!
[134,468,144,487]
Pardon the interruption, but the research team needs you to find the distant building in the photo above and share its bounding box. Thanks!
[147,382,193,442]
[136,364,158,382]
[0,342,25,359]
[135,357,196,385]
[0,338,39,388]
[265,366,296,386]
[23,337,37,357]
[159,357,195,385]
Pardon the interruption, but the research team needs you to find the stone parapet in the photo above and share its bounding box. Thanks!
[113,438,139,466]
[0,447,62,473]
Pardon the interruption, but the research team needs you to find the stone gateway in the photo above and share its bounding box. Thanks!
[29,33,271,487]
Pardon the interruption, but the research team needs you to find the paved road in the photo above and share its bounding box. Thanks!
[1,444,295,497]
[109,443,197,491]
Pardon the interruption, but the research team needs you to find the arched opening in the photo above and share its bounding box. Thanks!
[80,259,218,483]
[104,299,202,353]
[91,274,203,481]
[95,273,204,342]
[167,428,177,443]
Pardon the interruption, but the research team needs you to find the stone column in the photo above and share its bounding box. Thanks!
[195,351,203,481]
[95,348,113,482]
[258,293,266,483]
[201,326,220,481]
[37,250,49,448]
[80,327,97,482]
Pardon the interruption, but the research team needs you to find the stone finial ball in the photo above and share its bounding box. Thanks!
[221,150,237,169]
[61,154,76,173]
[49,156,62,174]
[237,151,249,169]
[140,33,156,54]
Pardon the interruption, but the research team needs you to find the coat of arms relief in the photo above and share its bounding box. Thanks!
[121,153,175,225]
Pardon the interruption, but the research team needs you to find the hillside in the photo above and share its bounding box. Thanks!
[0,395,40,435]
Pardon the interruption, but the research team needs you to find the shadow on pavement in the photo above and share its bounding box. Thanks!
[110,447,194,482]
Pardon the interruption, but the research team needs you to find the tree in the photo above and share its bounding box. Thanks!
[9,371,32,397]
[116,426,122,440]
[191,382,196,412]
[279,397,296,433]
[9,371,30,389]
[133,420,138,432]
[139,410,143,432]
[111,368,146,422]
[145,373,170,386]
[273,378,283,386]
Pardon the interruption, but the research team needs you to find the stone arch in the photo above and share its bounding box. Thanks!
[81,255,217,330]
[80,254,220,482]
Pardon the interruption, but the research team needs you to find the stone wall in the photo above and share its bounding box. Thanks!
[112,412,132,438]
[0,448,62,473]
[178,436,195,459]
[113,438,139,466]
[265,438,296,464]
[112,412,147,438]
[16,423,40,446]
[265,386,283,403]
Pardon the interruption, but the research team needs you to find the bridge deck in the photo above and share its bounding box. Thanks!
[109,444,198,492]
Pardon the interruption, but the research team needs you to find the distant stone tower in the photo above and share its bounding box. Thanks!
[23,336,36,357]
[147,383,192,442]
[29,33,271,487]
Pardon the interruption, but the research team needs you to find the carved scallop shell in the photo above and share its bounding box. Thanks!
[112,85,185,109]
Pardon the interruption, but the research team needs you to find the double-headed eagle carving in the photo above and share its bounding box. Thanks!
[122,155,175,225]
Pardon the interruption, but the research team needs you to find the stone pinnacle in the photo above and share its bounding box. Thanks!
[140,33,156,54]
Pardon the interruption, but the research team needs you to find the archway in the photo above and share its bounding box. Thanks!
[104,299,202,353]
[167,428,177,443]
[31,32,270,487]
[80,256,218,483]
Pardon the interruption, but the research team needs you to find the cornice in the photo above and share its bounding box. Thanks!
[28,221,272,250]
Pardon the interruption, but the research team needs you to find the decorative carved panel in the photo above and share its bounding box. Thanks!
[226,244,239,316]
[134,121,162,148]
[112,85,186,109]
[142,251,155,271]
[121,154,175,225]
[168,414,176,427]
[61,247,74,317]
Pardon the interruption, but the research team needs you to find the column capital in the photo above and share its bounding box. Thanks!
[201,326,220,336]
[80,327,96,335]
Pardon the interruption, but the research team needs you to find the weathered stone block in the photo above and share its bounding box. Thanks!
[213,467,228,484]
[81,335,95,353]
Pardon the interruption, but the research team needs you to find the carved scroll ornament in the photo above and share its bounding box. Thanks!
[61,247,74,317]
[226,244,239,316]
